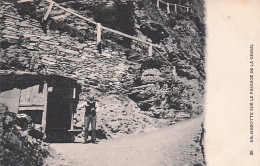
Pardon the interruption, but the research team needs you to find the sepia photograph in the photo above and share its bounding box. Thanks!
[0,0,259,166]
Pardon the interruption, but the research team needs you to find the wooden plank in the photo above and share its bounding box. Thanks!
[0,88,20,114]
[20,85,44,106]
[18,106,44,111]
[41,82,48,133]
[19,104,44,106]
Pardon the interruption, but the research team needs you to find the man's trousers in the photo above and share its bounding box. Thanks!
[84,114,97,142]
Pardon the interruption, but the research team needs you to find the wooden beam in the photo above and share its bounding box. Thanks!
[157,0,160,9]
[41,82,48,133]
[148,44,153,56]
[53,2,97,25]
[167,3,170,14]
[73,88,76,99]
[43,1,54,21]
[96,23,101,44]
[18,106,44,111]
[153,47,175,68]
[102,26,160,48]
[172,66,177,77]
[159,0,167,5]
[70,102,74,130]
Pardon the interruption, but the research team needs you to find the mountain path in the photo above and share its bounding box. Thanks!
[44,116,204,166]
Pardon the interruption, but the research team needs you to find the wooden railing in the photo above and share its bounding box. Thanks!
[156,0,192,14]
[153,47,177,77]
[43,0,160,57]
[42,0,177,75]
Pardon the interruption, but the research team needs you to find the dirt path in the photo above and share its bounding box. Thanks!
[44,116,204,166]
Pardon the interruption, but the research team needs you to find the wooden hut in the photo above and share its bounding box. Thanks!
[0,72,81,142]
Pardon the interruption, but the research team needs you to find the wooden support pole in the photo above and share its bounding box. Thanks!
[96,23,101,44]
[148,44,153,56]
[73,88,76,99]
[157,0,160,9]
[172,66,177,77]
[70,102,74,130]
[41,82,48,133]
[167,3,170,14]
[174,4,177,13]
[43,1,54,21]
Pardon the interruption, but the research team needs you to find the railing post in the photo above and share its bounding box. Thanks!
[172,66,177,77]
[43,1,54,21]
[148,44,153,56]
[174,4,177,13]
[157,0,160,9]
[167,3,170,14]
[96,23,101,44]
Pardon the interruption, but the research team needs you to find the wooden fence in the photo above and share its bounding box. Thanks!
[42,0,177,75]
[43,0,160,57]
[156,0,192,14]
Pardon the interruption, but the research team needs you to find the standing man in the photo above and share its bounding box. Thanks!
[83,96,97,144]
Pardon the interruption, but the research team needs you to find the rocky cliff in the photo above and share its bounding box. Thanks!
[0,104,49,166]
[0,0,205,139]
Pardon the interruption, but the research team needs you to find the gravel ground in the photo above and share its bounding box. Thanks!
[44,116,204,166]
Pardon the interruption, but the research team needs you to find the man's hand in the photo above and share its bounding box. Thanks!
[78,101,88,109]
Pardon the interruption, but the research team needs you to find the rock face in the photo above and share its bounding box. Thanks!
[141,68,163,84]
[0,104,49,166]
[0,0,205,139]
[75,94,174,139]
[140,22,169,44]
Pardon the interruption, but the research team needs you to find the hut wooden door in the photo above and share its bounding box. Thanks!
[18,84,46,124]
